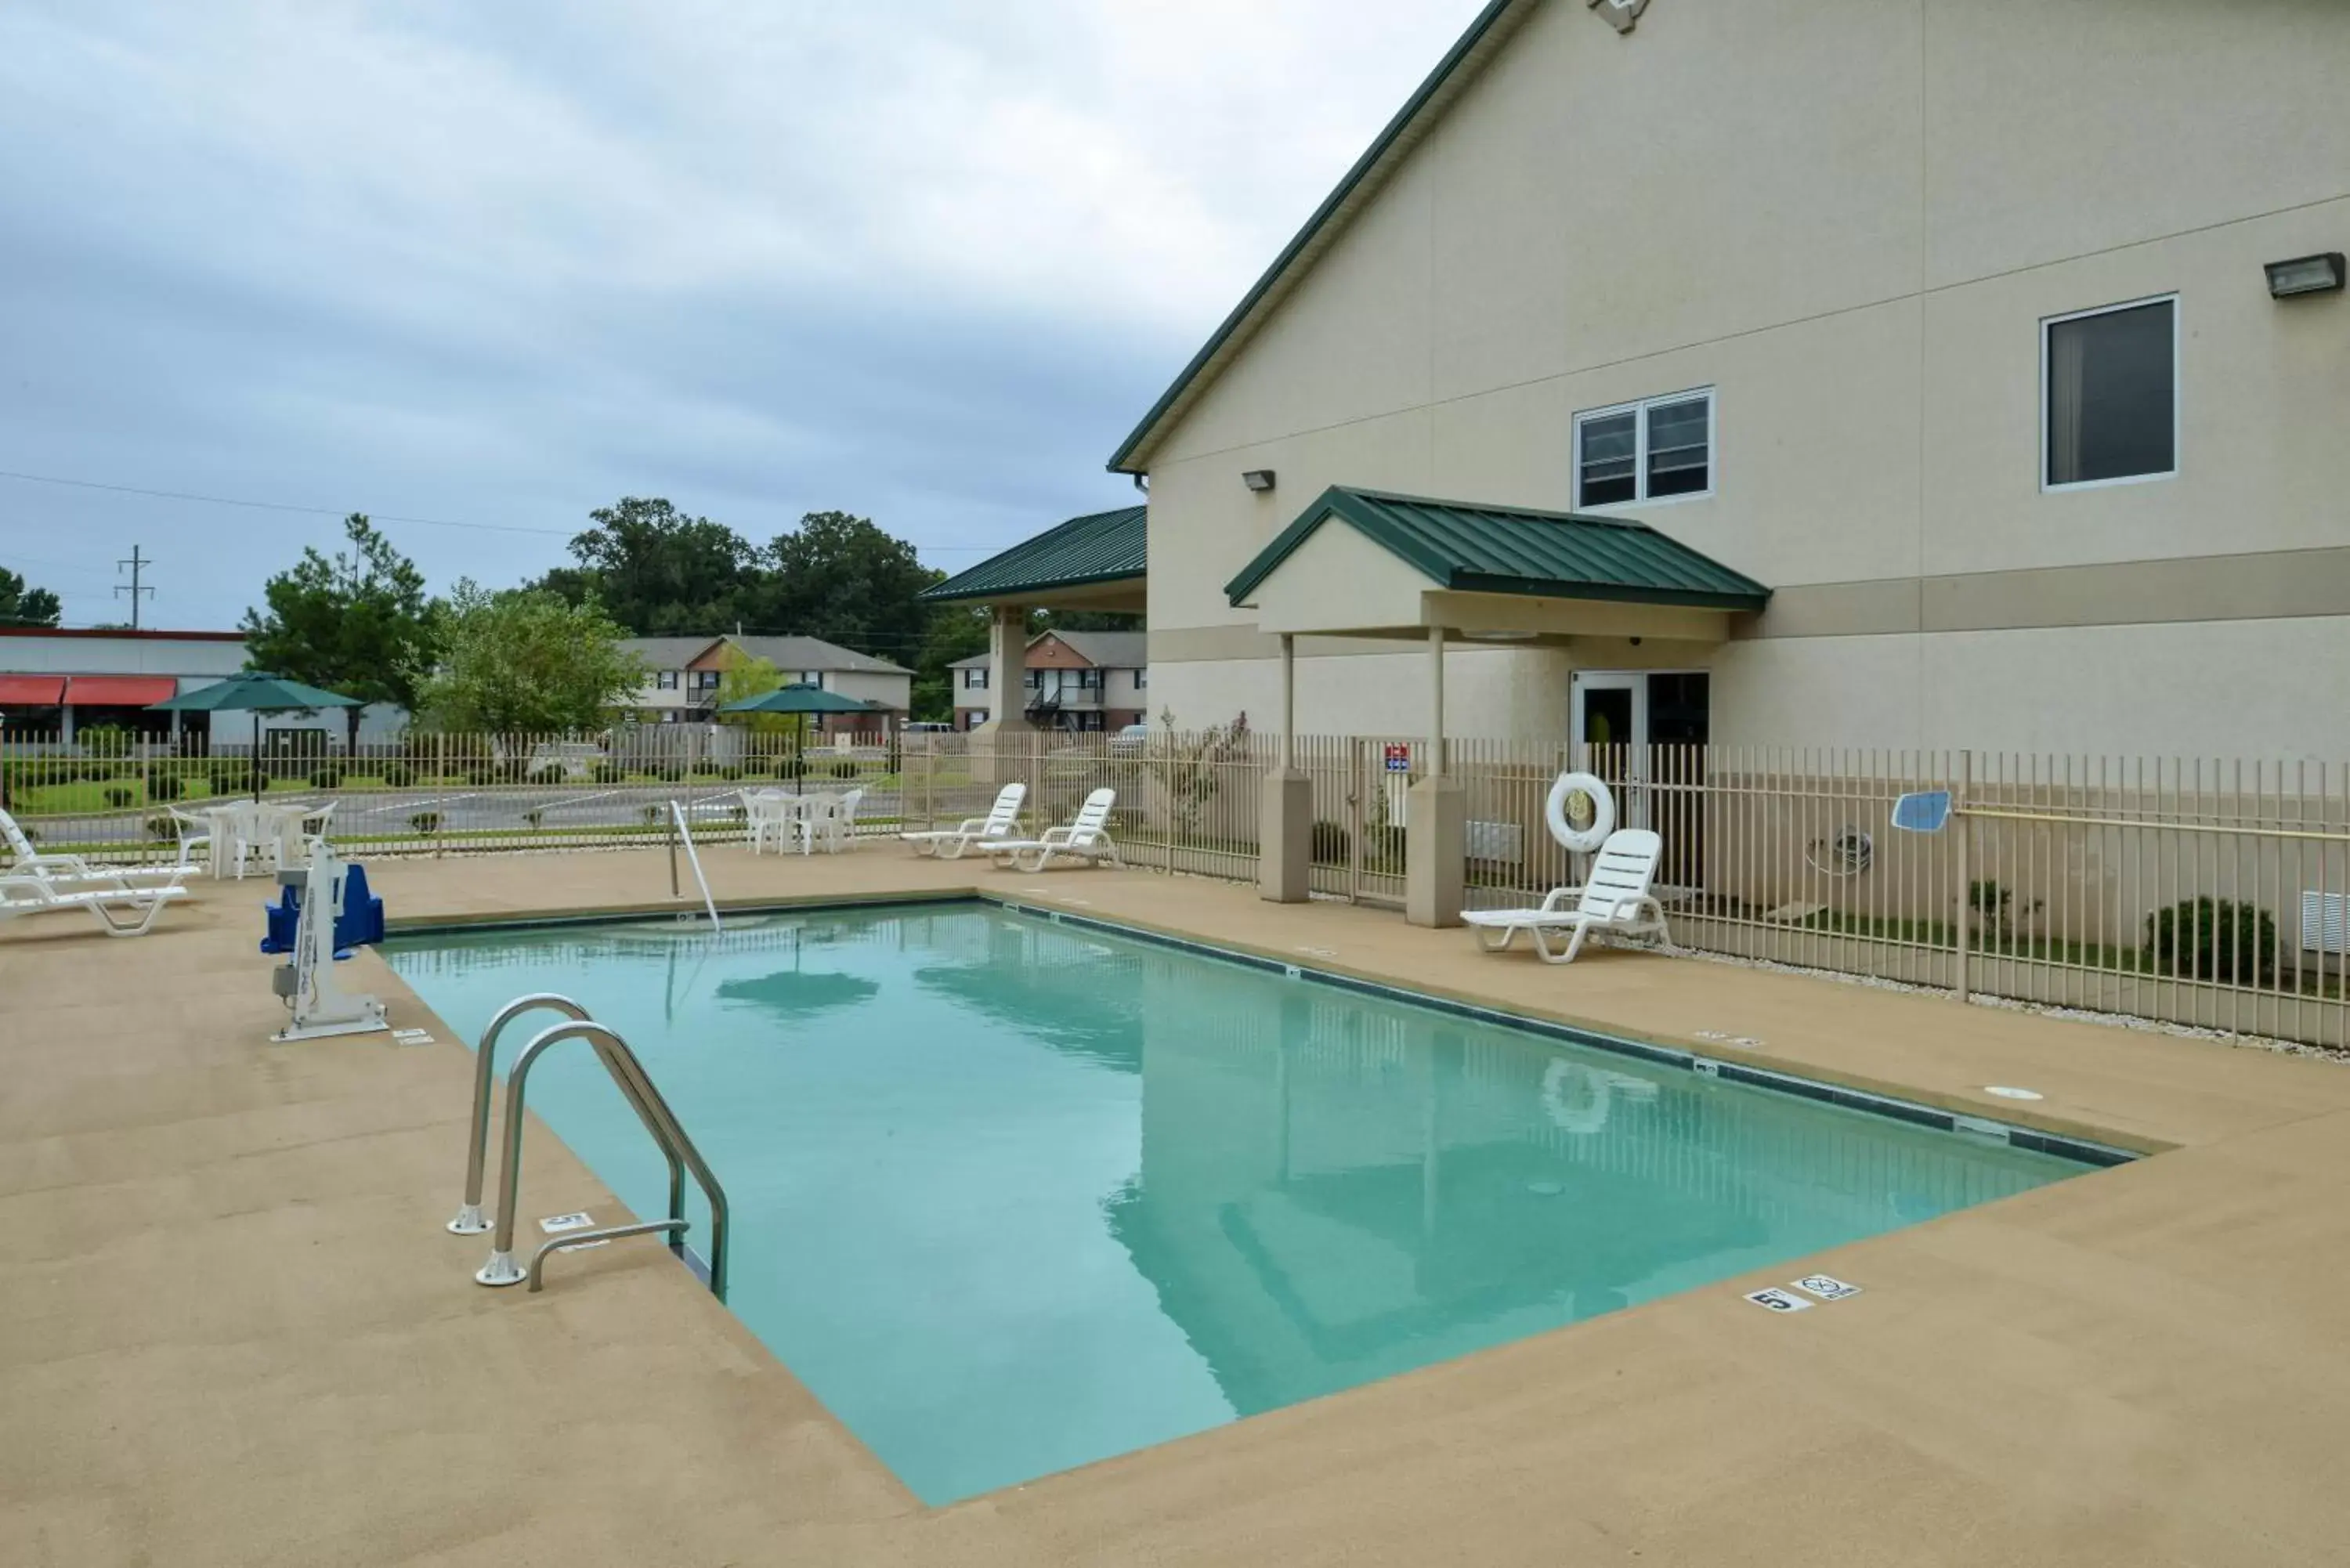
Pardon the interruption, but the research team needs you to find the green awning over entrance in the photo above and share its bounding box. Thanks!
[1225,487,1770,612]
[924,504,1148,605]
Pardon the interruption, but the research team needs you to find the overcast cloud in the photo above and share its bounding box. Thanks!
[0,0,1477,630]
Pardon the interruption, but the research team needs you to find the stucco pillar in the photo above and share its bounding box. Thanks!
[1406,626,1465,928]
[971,603,1031,785]
[1260,634,1311,903]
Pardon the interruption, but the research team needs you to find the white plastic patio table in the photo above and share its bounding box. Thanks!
[190,801,326,879]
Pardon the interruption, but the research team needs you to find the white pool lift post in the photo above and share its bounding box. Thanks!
[269,842,389,1043]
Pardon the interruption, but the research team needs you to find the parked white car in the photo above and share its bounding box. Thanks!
[1109,723,1150,753]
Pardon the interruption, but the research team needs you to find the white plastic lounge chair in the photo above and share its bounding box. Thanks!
[901,782,1026,860]
[1462,829,1672,965]
[0,806,190,893]
[989,788,1123,873]
[0,873,187,938]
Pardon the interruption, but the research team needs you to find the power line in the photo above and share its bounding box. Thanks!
[0,468,1035,551]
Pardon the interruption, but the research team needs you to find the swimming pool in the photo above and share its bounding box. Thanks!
[387,901,2098,1505]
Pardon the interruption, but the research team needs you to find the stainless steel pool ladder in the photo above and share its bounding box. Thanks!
[450,994,730,1300]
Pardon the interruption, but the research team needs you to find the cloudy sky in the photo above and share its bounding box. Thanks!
[0,0,1478,631]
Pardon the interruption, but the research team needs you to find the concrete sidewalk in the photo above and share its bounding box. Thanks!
[5,847,2348,1566]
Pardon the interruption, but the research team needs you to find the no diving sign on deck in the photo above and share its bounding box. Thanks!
[1383,743,1412,773]
[1746,1275,1863,1312]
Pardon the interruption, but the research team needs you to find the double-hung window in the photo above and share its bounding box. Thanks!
[656,670,679,690]
[2043,296,2176,490]
[965,668,988,691]
[1574,389,1713,508]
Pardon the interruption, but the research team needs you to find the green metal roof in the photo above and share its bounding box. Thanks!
[923,504,1148,604]
[1108,0,1538,474]
[1225,488,1771,612]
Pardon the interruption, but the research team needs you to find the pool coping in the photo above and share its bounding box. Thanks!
[387,891,2139,1170]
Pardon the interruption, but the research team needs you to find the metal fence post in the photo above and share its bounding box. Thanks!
[1955,748,1972,1003]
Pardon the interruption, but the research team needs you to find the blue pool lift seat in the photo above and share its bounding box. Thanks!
[260,862,385,959]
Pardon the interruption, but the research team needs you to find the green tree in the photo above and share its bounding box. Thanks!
[744,511,941,656]
[240,515,438,747]
[911,605,992,721]
[533,497,751,634]
[0,567,63,627]
[407,580,645,734]
[714,649,795,735]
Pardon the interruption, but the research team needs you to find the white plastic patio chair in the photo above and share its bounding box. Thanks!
[740,789,794,856]
[901,782,1026,860]
[0,805,190,893]
[0,872,187,938]
[1461,829,1671,965]
[988,788,1123,873]
[794,788,865,855]
[163,804,215,871]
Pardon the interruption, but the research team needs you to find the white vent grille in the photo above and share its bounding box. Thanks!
[1466,820,1523,864]
[2301,891,2349,955]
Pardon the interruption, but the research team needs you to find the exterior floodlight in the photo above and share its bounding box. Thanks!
[1242,469,1277,493]
[2266,253,2345,298]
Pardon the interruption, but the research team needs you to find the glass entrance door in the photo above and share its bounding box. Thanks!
[1571,671,1709,889]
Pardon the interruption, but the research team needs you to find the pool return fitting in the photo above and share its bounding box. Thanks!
[453,993,730,1300]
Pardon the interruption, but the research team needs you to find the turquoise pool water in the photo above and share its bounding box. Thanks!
[387,903,2088,1504]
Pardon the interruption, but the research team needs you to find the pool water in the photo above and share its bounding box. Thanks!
[387,903,2088,1505]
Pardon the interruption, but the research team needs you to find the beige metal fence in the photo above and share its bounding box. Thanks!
[10,726,2345,1048]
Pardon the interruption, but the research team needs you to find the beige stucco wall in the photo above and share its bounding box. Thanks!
[1141,0,2350,755]
[824,670,912,712]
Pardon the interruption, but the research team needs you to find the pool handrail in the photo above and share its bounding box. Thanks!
[448,993,593,1237]
[472,1017,730,1302]
[668,799,723,932]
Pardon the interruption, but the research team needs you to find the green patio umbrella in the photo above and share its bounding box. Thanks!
[150,672,363,799]
[720,683,876,793]
[718,682,874,717]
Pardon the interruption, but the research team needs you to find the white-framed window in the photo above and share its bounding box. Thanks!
[656,670,678,690]
[1574,388,1714,508]
[1075,669,1102,692]
[964,667,988,690]
[2042,294,2177,491]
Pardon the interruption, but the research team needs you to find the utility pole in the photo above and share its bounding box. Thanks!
[115,546,154,630]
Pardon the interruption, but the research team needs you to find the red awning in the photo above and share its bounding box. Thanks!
[0,675,67,706]
[63,675,178,706]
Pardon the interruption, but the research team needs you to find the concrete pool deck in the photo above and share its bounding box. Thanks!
[6,845,2350,1565]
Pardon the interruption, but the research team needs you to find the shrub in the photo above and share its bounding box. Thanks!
[654,763,685,783]
[522,808,544,829]
[380,762,417,789]
[1311,820,1350,865]
[148,773,186,802]
[691,760,725,779]
[718,764,743,781]
[101,785,136,808]
[592,761,627,784]
[531,763,566,786]
[2144,897,2276,985]
[309,765,344,789]
[464,764,497,786]
[829,760,860,780]
[642,804,667,826]
[775,757,808,781]
[408,811,443,835]
[144,813,178,842]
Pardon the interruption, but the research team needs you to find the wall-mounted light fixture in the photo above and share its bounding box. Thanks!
[2266,253,2345,298]
[1242,469,1277,493]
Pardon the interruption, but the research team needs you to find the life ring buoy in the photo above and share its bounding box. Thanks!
[1542,1057,1613,1135]
[1545,771,1614,854]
